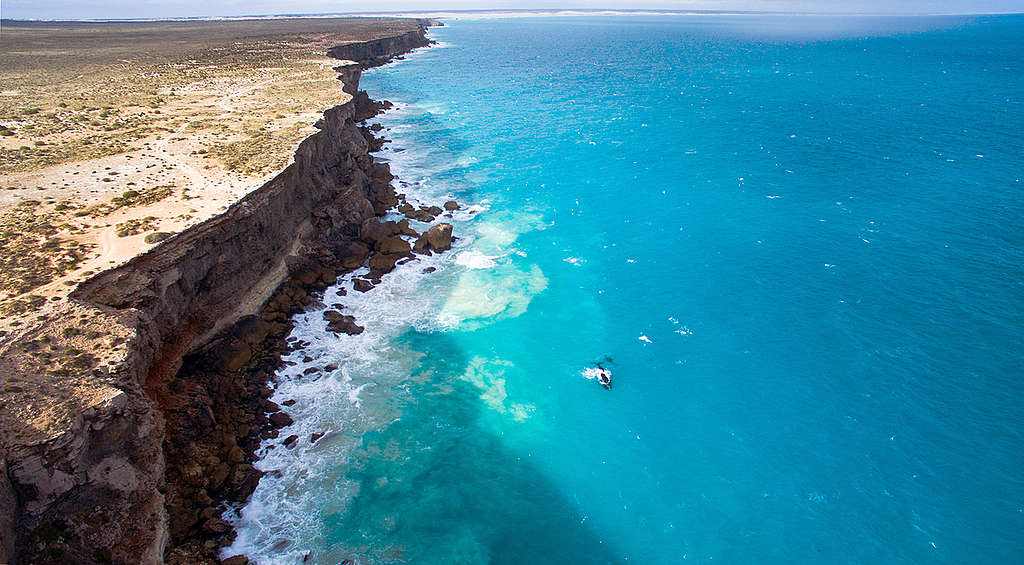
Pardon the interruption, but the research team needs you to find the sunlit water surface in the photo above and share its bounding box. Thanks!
[227,15,1024,564]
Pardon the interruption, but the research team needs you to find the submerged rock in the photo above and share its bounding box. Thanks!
[323,310,365,335]
[352,278,374,292]
[400,204,440,222]
[268,412,293,429]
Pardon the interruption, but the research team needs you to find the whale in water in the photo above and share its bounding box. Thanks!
[582,365,613,390]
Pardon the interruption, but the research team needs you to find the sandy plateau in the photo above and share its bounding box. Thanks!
[3,68,338,286]
[0,18,418,329]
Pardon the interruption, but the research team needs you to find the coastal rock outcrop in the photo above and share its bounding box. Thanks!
[414,223,454,254]
[328,28,434,68]
[324,310,364,335]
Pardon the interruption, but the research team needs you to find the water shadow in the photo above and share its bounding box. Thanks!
[321,329,623,564]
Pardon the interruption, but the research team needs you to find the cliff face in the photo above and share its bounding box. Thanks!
[0,453,17,562]
[329,28,434,68]
[72,90,386,393]
[0,23,433,565]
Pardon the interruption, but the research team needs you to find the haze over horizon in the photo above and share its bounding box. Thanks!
[3,0,1023,21]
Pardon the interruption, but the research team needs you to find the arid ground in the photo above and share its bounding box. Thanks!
[0,17,422,327]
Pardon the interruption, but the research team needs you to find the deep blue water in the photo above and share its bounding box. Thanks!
[227,15,1024,564]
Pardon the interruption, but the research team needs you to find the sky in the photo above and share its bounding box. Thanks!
[2,0,1023,20]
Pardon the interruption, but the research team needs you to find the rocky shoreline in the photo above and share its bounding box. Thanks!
[1,20,448,564]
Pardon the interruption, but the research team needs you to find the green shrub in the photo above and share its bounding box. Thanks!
[144,231,173,244]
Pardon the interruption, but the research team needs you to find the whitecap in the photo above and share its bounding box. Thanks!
[455,250,500,269]
[639,335,653,343]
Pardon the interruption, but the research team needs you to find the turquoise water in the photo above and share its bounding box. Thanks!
[227,15,1024,564]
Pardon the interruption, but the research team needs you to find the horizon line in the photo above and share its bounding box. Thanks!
[2,8,1022,24]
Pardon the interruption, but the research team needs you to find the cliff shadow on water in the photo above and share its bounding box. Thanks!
[325,329,624,565]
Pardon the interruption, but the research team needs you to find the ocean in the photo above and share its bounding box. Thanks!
[226,14,1024,564]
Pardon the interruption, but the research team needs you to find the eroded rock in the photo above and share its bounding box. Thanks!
[269,412,293,429]
[413,223,453,254]
[368,252,412,273]
[375,236,412,255]
[323,310,365,335]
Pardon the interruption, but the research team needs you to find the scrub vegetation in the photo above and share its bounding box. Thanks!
[0,18,423,323]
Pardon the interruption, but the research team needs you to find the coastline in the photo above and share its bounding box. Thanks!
[3,13,1022,565]
[0,21,446,564]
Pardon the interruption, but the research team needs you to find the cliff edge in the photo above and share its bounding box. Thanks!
[0,22,435,565]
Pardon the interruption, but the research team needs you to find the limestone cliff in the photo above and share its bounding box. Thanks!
[0,22,434,565]
[0,453,17,562]
[329,26,439,68]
